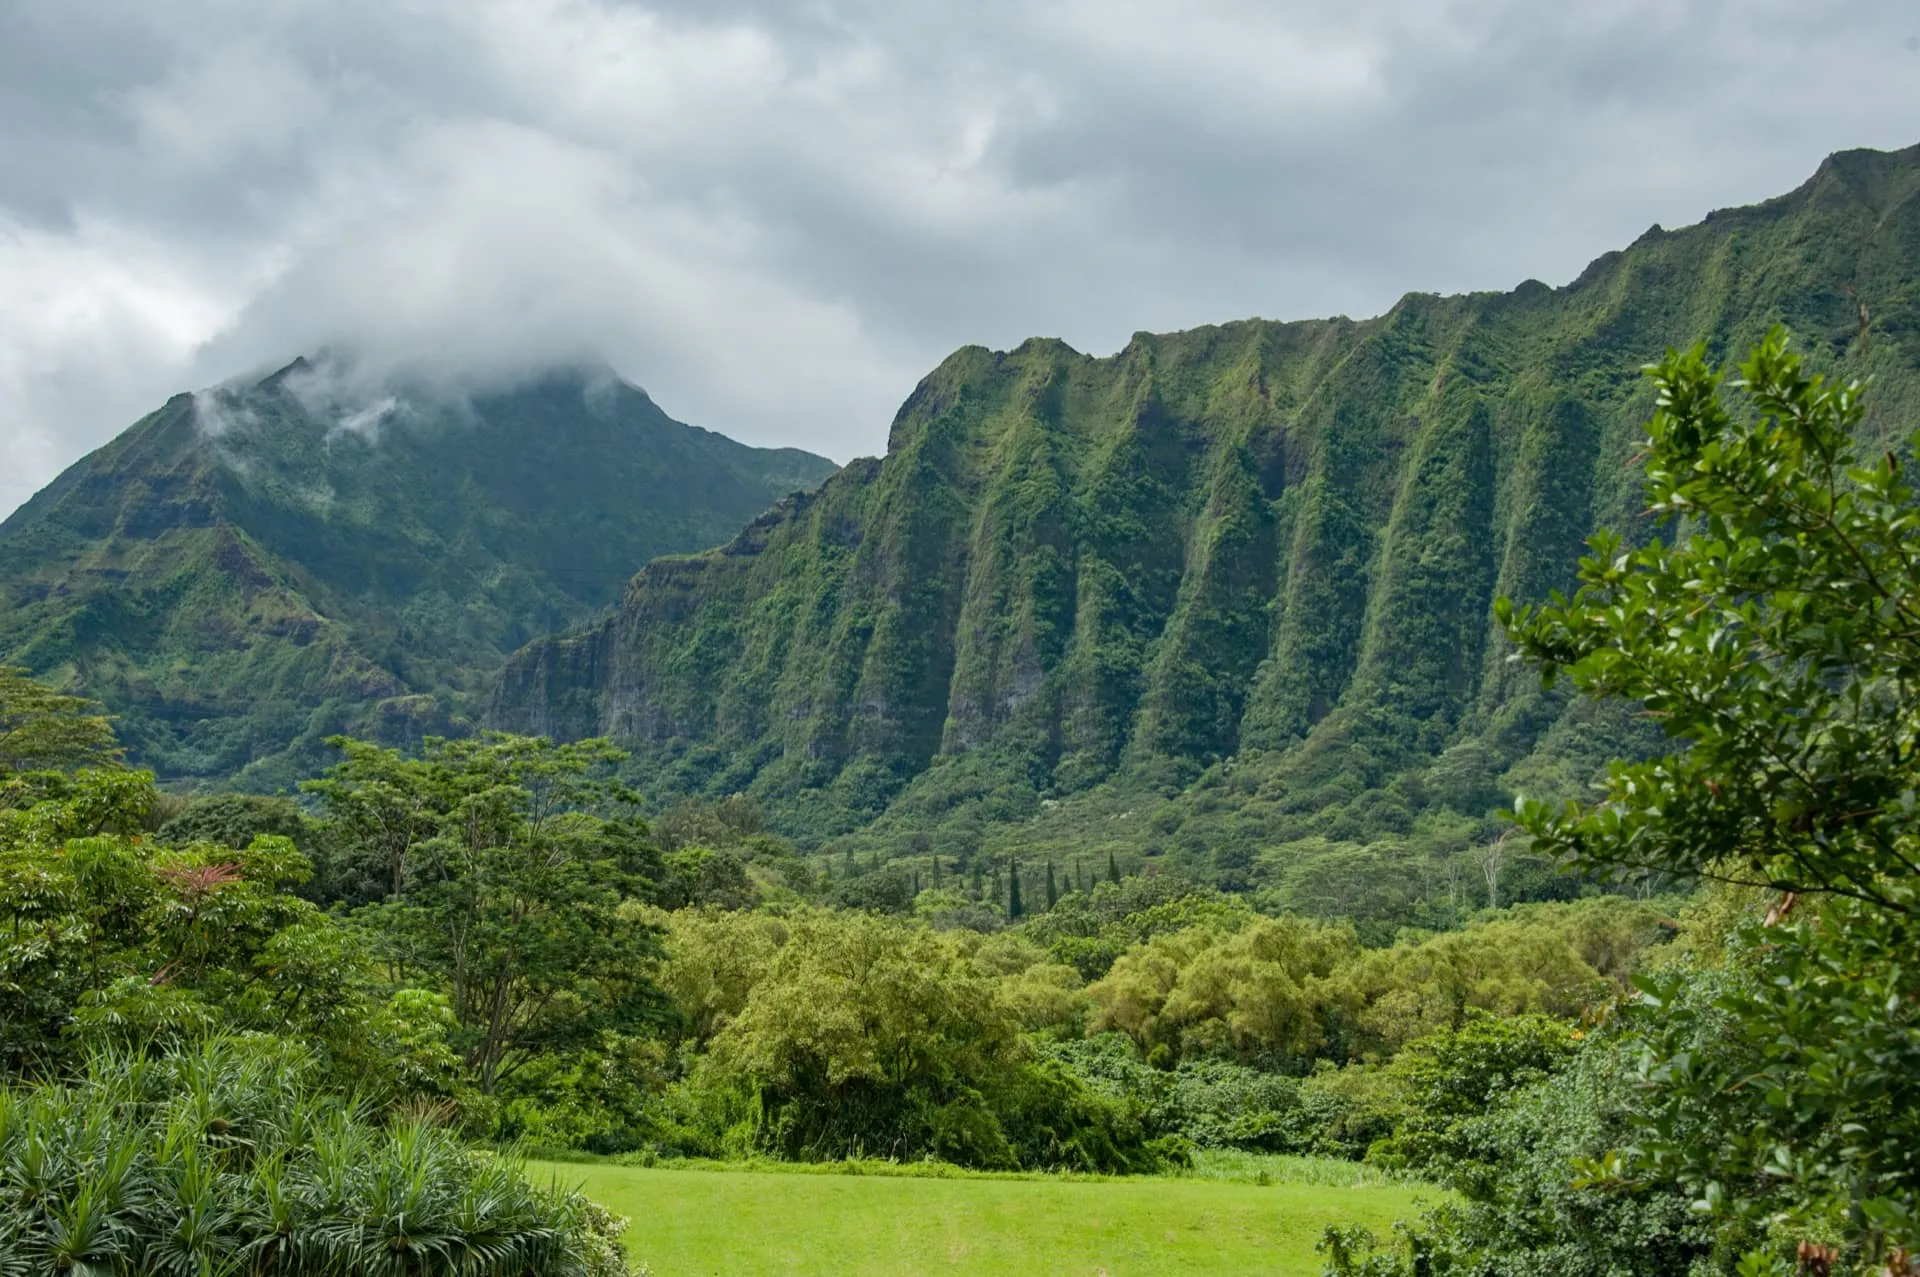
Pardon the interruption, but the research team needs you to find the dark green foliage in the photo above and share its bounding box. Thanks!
[156,792,311,854]
[1322,1028,1739,1277]
[0,362,835,788]
[1625,892,1920,1261]
[658,847,758,911]
[1506,331,1920,913]
[494,143,1920,887]
[1044,1035,1346,1156]
[0,767,395,1082]
[1020,873,1229,979]
[1498,333,1920,1265]
[650,794,770,853]
[828,867,914,914]
[308,734,668,1094]
[1367,1012,1579,1176]
[0,666,121,781]
[0,1037,631,1275]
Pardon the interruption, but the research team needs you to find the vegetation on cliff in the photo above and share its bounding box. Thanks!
[494,144,1920,902]
[0,359,836,790]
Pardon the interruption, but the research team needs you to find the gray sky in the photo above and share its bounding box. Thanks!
[2,0,1917,516]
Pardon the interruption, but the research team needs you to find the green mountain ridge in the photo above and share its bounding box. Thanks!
[0,360,839,788]
[490,142,1920,891]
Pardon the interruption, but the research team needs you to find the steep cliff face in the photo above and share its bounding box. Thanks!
[0,361,838,787]
[492,144,1920,867]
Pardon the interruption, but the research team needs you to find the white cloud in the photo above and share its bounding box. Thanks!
[1,0,1917,517]
[0,214,251,502]
[124,39,335,172]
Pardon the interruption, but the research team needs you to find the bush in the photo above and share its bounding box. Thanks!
[0,1036,632,1275]
[693,912,1167,1171]
[1626,889,1920,1265]
[1367,1011,1579,1176]
[1322,1026,1746,1277]
[1044,1034,1358,1157]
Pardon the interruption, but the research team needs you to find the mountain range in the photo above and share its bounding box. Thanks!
[0,360,837,788]
[490,142,1920,887]
[5,143,1916,896]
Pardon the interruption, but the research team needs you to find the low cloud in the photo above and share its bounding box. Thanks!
[2,0,1917,514]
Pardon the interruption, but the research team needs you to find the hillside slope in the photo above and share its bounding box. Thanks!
[0,360,838,787]
[493,144,1920,889]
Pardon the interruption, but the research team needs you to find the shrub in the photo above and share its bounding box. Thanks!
[0,1036,632,1275]
[694,912,1167,1171]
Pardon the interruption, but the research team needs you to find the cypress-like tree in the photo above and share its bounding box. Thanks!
[1045,861,1058,910]
[1108,851,1121,884]
[913,870,921,897]
[1008,858,1024,919]
[931,855,940,888]
[1074,858,1084,894]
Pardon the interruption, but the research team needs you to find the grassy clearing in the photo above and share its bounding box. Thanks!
[533,1156,1435,1276]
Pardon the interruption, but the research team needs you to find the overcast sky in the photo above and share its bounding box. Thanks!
[2,0,1916,515]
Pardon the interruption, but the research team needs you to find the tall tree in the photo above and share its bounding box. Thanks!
[0,667,121,784]
[316,733,666,1093]
[1502,332,1920,1265]
[1008,859,1024,919]
[302,738,440,901]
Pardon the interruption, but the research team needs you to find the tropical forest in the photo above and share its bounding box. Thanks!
[1,52,1917,1277]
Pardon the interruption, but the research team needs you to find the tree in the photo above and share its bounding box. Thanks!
[697,911,1162,1171]
[1627,898,1920,1265]
[0,667,120,785]
[1086,916,1359,1065]
[157,794,309,854]
[317,733,667,1094]
[1368,1012,1579,1178]
[0,768,384,1079]
[301,737,441,902]
[657,846,757,911]
[1108,852,1121,885]
[828,866,913,915]
[1501,333,1920,1265]
[1045,861,1059,910]
[1501,331,1920,913]
[1478,838,1505,911]
[1008,858,1024,919]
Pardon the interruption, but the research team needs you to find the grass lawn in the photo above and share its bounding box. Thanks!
[534,1157,1435,1276]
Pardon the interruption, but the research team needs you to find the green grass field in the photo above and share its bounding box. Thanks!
[534,1157,1435,1276]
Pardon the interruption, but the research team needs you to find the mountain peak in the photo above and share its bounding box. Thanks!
[0,368,837,788]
